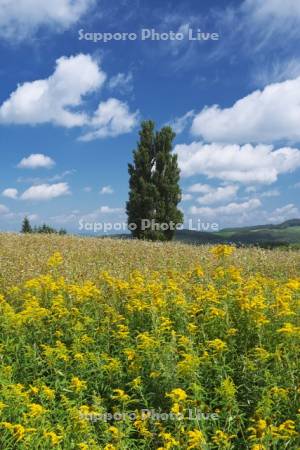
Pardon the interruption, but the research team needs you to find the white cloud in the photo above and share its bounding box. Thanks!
[2,188,18,199]
[192,76,300,144]
[0,54,138,140]
[244,0,300,24]
[169,110,195,134]
[253,58,300,86]
[245,186,257,193]
[181,193,192,201]
[0,54,106,128]
[0,0,95,39]
[187,183,212,194]
[28,214,39,222]
[99,206,122,213]
[108,72,133,93]
[267,203,299,223]
[80,98,138,141]
[237,0,300,52]
[189,198,261,218]
[260,189,280,198]
[20,182,70,201]
[46,170,75,182]
[0,204,9,214]
[186,183,238,204]
[100,185,114,194]
[176,142,300,184]
[83,186,92,193]
[196,185,238,205]
[17,154,55,169]
[244,186,280,197]
[17,170,75,184]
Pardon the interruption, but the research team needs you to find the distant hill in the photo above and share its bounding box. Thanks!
[174,219,300,248]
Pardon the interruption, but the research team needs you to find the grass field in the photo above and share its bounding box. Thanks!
[0,234,299,449]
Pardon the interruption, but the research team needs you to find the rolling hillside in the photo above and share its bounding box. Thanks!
[175,219,300,247]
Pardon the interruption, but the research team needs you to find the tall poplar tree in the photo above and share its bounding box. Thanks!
[152,125,183,240]
[126,120,183,241]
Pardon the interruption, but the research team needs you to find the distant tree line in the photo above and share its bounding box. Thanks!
[21,217,67,235]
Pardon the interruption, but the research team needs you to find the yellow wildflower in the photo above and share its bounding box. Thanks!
[212,430,235,447]
[210,244,235,258]
[112,388,130,402]
[187,429,206,449]
[166,388,187,402]
[208,338,227,352]
[47,252,63,268]
[277,322,300,336]
[70,377,87,392]
[28,403,46,417]
[44,431,63,445]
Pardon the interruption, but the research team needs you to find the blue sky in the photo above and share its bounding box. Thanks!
[0,0,300,233]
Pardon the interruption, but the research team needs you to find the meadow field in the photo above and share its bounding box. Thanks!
[0,233,299,449]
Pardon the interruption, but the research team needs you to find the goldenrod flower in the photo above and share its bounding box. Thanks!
[166,388,187,402]
[70,377,87,393]
[212,430,235,447]
[43,431,63,445]
[187,429,206,449]
[78,444,89,450]
[28,403,46,418]
[112,388,130,402]
[159,431,179,449]
[47,252,63,268]
[208,338,227,352]
[277,322,300,335]
[210,245,235,258]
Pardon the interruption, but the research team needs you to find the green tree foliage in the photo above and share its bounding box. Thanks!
[126,120,183,241]
[21,216,32,234]
[21,217,67,235]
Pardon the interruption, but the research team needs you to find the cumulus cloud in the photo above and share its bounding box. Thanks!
[191,76,300,144]
[195,185,238,205]
[0,54,105,128]
[79,98,139,141]
[100,185,114,194]
[176,142,300,184]
[2,188,18,199]
[181,193,192,201]
[186,183,238,204]
[0,53,138,140]
[189,198,261,218]
[17,154,55,169]
[267,203,299,223]
[187,184,211,194]
[20,182,70,201]
[0,0,95,39]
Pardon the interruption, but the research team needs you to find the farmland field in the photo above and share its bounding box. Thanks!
[0,234,299,449]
